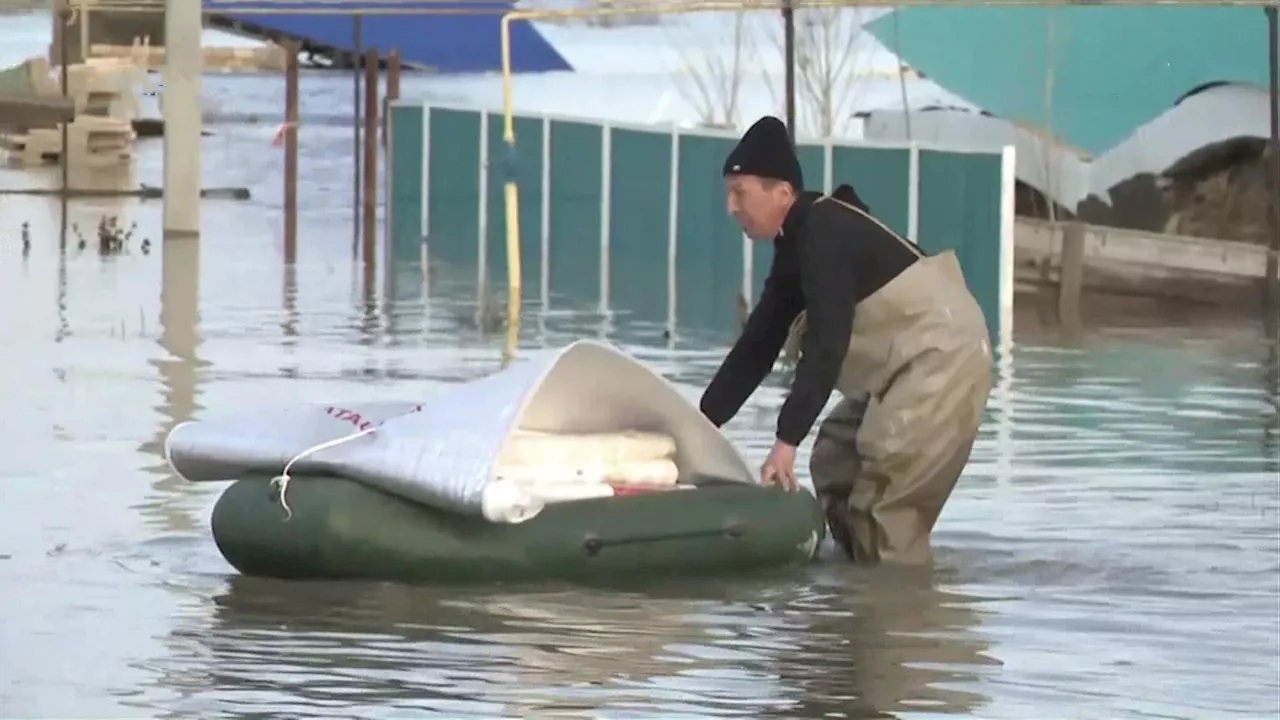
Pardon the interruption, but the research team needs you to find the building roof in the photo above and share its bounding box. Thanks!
[865,5,1272,155]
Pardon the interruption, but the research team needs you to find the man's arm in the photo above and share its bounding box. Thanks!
[700,261,804,427]
[775,205,859,446]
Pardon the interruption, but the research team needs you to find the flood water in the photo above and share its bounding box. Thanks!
[3,22,1280,720]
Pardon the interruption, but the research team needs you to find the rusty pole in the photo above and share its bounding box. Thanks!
[58,1,70,198]
[383,49,401,147]
[362,48,379,270]
[1266,5,1279,328]
[284,43,300,263]
[352,16,364,258]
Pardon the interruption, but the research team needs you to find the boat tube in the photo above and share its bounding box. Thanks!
[165,340,825,583]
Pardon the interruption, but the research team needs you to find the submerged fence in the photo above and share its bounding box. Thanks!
[387,103,1016,345]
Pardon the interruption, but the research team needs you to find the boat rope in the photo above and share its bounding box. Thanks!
[269,425,379,520]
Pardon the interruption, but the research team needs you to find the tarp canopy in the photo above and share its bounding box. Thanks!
[165,340,752,523]
[866,5,1271,155]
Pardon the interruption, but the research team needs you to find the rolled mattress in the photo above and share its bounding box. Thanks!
[211,476,825,584]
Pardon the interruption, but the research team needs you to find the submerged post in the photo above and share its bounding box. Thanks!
[57,0,70,249]
[352,15,364,257]
[283,42,300,264]
[499,14,524,363]
[782,0,796,143]
[1057,222,1085,337]
[1266,4,1280,326]
[362,48,379,268]
[162,0,202,237]
[383,49,401,147]
[57,1,70,190]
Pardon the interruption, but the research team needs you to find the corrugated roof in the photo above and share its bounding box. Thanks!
[204,1,572,73]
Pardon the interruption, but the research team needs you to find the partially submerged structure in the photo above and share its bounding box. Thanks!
[864,5,1277,246]
[0,55,74,131]
[52,0,572,73]
[0,55,138,167]
[862,83,1278,244]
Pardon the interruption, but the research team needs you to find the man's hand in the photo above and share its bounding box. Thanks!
[761,439,799,491]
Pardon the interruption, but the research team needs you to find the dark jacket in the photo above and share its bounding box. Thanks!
[699,185,925,445]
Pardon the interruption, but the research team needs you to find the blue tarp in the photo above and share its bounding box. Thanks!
[203,0,571,74]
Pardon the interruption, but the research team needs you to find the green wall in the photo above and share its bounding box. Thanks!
[387,103,1010,343]
[387,103,424,263]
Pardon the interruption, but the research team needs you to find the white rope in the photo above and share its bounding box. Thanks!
[269,426,379,520]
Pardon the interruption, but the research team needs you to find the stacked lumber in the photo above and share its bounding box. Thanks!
[0,114,134,167]
[3,55,141,116]
[0,96,75,131]
[69,57,151,120]
[0,55,139,167]
[90,43,290,73]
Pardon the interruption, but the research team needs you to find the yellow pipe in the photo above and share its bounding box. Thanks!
[499,13,522,365]
[497,0,785,364]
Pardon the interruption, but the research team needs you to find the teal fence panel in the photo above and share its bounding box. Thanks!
[916,148,1004,339]
[746,141,831,299]
[829,145,911,237]
[484,113,545,295]
[547,119,604,307]
[795,143,827,194]
[398,107,1006,342]
[388,103,425,264]
[675,132,743,331]
[425,107,483,271]
[608,126,672,325]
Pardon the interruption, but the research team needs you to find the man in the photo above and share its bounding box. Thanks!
[699,116,993,565]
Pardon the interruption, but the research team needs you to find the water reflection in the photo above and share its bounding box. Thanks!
[1261,337,1279,475]
[770,567,995,719]
[162,570,993,719]
[54,229,69,342]
[138,238,204,534]
[1,36,1277,717]
[281,263,299,343]
[354,253,381,345]
[5,213,1276,717]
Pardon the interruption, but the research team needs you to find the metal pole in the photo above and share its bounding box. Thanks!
[353,14,364,257]
[58,0,70,249]
[1266,4,1279,328]
[162,0,203,237]
[782,0,796,143]
[362,48,379,268]
[284,42,300,264]
[383,48,401,147]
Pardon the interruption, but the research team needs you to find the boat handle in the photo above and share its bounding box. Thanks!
[582,521,745,557]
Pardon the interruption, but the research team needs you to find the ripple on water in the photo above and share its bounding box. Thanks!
[1,48,1278,718]
[4,273,1277,719]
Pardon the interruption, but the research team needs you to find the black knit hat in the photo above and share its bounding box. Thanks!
[722,116,804,191]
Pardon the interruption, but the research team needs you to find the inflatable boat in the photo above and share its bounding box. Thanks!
[165,340,825,584]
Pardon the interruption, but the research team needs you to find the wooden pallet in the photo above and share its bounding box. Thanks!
[89,41,290,73]
[1,53,151,123]
[0,114,134,167]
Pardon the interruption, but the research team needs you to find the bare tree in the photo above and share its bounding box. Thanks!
[663,13,751,129]
[757,6,873,138]
[1042,15,1060,228]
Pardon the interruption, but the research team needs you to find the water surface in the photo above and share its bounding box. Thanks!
[2,14,1279,720]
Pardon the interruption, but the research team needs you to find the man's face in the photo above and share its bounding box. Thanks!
[725,174,793,240]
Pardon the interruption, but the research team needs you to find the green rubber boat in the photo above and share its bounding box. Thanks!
[166,340,828,584]
[211,474,825,584]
